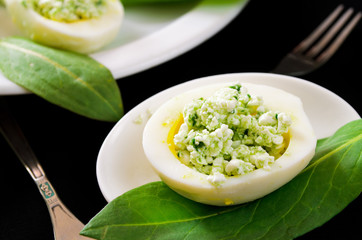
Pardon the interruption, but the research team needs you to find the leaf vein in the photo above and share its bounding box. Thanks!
[0,41,120,118]
[256,168,316,239]
[228,199,261,240]
[302,133,362,173]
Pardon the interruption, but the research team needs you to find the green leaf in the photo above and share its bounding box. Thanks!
[81,119,362,239]
[0,37,123,122]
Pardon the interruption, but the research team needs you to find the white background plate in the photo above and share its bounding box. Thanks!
[0,0,248,95]
[96,73,360,202]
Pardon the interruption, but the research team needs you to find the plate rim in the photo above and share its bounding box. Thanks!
[0,0,249,95]
[96,72,360,202]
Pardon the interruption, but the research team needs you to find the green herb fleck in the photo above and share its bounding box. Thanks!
[230,84,241,91]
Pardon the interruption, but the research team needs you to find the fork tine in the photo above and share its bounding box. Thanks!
[306,7,354,58]
[272,5,361,76]
[293,5,344,54]
[317,11,362,63]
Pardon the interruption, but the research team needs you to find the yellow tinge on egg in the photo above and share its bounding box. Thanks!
[143,82,316,206]
[5,0,124,53]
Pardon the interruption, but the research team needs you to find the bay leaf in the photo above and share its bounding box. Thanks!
[0,37,123,122]
[81,119,362,239]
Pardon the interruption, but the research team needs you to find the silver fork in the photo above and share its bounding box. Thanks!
[272,5,362,76]
[0,100,92,240]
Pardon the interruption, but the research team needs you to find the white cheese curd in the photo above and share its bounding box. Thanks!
[143,82,316,206]
[5,0,124,53]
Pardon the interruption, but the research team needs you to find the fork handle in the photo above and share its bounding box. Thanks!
[0,101,45,180]
[0,99,89,240]
[0,99,62,207]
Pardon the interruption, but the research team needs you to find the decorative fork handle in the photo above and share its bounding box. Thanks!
[0,100,90,240]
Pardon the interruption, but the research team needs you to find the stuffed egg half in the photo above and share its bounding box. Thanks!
[143,82,316,206]
[5,0,124,53]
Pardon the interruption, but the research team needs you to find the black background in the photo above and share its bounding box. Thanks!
[0,0,361,239]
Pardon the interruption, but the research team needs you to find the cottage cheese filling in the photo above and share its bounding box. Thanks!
[173,84,292,185]
[21,0,106,22]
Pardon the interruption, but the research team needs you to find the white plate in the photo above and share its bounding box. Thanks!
[96,73,360,202]
[0,0,248,95]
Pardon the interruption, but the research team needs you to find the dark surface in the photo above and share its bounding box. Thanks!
[0,0,361,239]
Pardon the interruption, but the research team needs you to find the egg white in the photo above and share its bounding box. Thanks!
[143,82,316,206]
[5,0,124,53]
